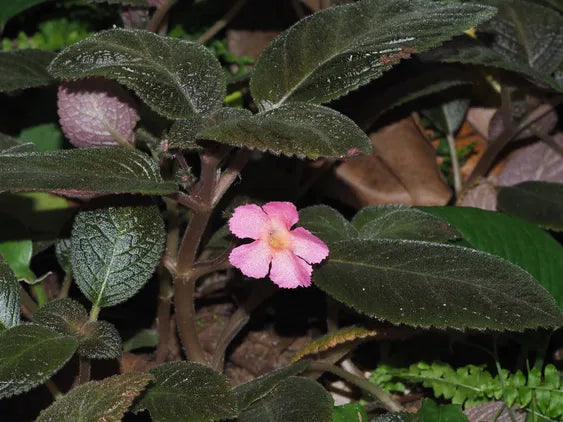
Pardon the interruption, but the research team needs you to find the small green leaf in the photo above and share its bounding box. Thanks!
[55,239,72,273]
[352,205,460,243]
[250,0,495,108]
[313,239,563,330]
[299,205,358,245]
[0,261,20,330]
[333,403,368,422]
[18,123,64,152]
[77,320,122,359]
[123,328,157,352]
[0,213,35,282]
[497,181,563,232]
[32,298,88,336]
[418,399,468,422]
[199,102,371,159]
[71,205,165,308]
[49,29,226,119]
[0,49,56,92]
[421,98,470,135]
[234,361,310,411]
[422,206,563,309]
[0,324,77,399]
[238,376,333,422]
[0,0,52,25]
[0,147,177,195]
[36,372,153,422]
[134,361,238,422]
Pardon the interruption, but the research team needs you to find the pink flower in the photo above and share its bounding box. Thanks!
[228,202,329,288]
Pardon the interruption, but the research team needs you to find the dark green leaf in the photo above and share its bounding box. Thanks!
[250,0,495,108]
[238,376,333,422]
[78,320,122,359]
[497,181,563,232]
[199,102,371,159]
[49,29,226,119]
[333,403,368,422]
[168,118,203,151]
[55,239,72,273]
[134,361,238,422]
[299,205,358,245]
[422,206,563,309]
[234,360,310,411]
[71,205,165,308]
[418,399,468,422]
[0,147,177,195]
[0,0,51,24]
[0,214,35,282]
[0,324,77,399]
[352,205,460,243]
[0,261,19,330]
[32,298,88,336]
[0,49,56,92]
[19,123,64,152]
[123,328,157,352]
[313,239,563,330]
[36,372,153,422]
[422,98,470,135]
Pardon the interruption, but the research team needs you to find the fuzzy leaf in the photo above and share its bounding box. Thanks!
[77,320,122,359]
[352,205,460,243]
[36,372,153,422]
[435,0,563,92]
[32,298,88,336]
[299,205,358,245]
[291,326,379,363]
[0,147,177,195]
[55,239,72,273]
[134,361,238,421]
[0,49,55,92]
[238,377,333,422]
[49,29,226,119]
[250,0,495,109]
[0,324,77,399]
[234,361,311,411]
[71,205,165,308]
[0,261,19,330]
[422,206,563,309]
[199,102,371,159]
[497,181,563,232]
[313,239,563,330]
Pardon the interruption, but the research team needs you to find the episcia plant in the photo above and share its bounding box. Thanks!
[0,0,562,421]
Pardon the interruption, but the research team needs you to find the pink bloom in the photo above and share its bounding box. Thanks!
[228,202,329,288]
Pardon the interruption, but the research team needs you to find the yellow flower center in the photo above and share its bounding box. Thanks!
[268,229,290,250]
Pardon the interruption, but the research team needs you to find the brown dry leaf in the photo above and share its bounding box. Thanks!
[497,134,563,186]
[324,116,451,207]
[464,402,526,422]
[466,107,496,141]
[226,29,279,60]
[120,352,157,374]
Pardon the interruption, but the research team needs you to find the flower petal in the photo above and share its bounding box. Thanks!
[290,227,329,264]
[229,204,270,239]
[269,250,312,288]
[262,202,298,229]
[229,240,272,279]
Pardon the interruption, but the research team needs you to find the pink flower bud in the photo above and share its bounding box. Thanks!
[57,78,139,148]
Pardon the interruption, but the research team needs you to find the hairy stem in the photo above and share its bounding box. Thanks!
[147,0,177,33]
[309,361,404,412]
[45,380,62,399]
[20,286,37,319]
[197,0,248,44]
[77,357,91,386]
[58,272,73,299]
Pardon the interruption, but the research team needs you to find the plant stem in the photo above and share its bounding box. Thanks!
[77,357,91,386]
[89,304,100,322]
[197,0,248,44]
[31,283,48,307]
[147,0,177,33]
[20,286,37,319]
[212,149,251,206]
[45,380,63,400]
[446,133,463,196]
[530,127,563,158]
[58,272,73,299]
[211,282,276,371]
[309,361,404,412]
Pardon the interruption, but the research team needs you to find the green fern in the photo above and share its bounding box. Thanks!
[370,362,563,420]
